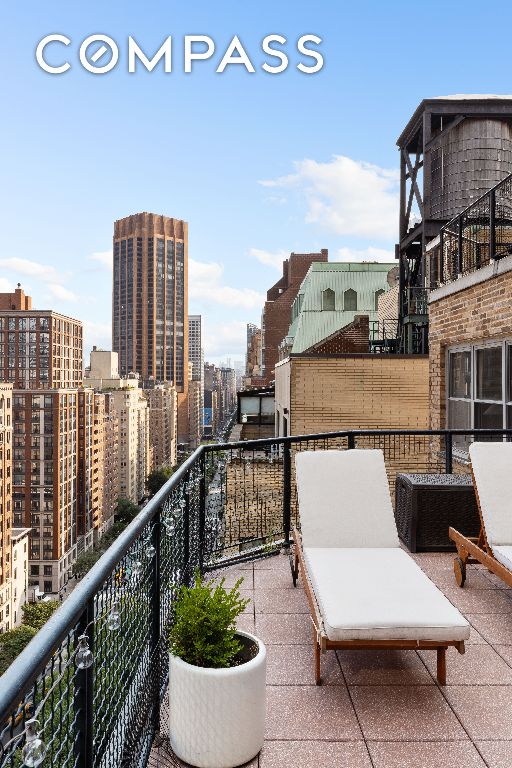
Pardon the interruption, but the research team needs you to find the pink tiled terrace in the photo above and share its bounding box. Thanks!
[154,551,512,768]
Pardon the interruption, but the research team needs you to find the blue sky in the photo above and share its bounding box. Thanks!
[1,0,512,363]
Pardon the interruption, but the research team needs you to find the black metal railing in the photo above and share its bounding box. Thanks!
[1,428,512,767]
[369,319,399,353]
[403,287,429,316]
[430,172,512,288]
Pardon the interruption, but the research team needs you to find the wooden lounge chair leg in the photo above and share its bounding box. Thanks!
[437,647,446,686]
[313,628,322,685]
[291,547,299,587]
[290,528,300,587]
[453,541,469,588]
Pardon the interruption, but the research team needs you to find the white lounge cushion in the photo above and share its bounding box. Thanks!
[295,450,399,548]
[492,546,512,572]
[470,442,512,547]
[303,547,470,642]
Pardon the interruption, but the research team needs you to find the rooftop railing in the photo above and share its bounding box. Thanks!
[1,428,512,767]
[430,172,512,289]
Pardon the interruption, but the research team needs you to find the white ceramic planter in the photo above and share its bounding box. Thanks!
[169,631,266,768]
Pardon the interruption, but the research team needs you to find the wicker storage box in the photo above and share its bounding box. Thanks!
[395,473,481,553]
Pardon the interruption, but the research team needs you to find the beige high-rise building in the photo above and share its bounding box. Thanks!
[112,388,149,504]
[146,384,177,470]
[0,383,13,632]
[188,315,204,437]
[10,527,30,628]
[187,376,202,451]
[98,393,119,537]
[0,384,29,630]
[82,391,120,543]
[85,349,149,504]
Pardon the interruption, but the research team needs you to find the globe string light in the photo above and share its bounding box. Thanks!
[21,719,46,767]
[76,635,93,670]
[1,588,126,766]
[107,601,121,631]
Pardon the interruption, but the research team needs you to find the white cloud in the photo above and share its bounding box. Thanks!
[89,250,113,269]
[249,248,287,271]
[203,320,247,359]
[0,257,68,284]
[189,259,264,309]
[82,320,112,355]
[0,277,14,293]
[259,155,399,241]
[45,284,78,302]
[337,246,395,263]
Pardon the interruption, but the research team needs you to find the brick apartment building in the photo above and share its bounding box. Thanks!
[261,249,328,383]
[0,287,85,596]
[428,245,512,450]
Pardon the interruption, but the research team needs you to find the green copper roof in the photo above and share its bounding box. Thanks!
[308,262,396,272]
[287,262,396,354]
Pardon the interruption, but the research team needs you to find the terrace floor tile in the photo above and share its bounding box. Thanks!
[254,568,294,590]
[367,740,486,768]
[265,685,362,740]
[265,644,344,686]
[444,686,512,740]
[209,567,254,589]
[254,554,291,571]
[418,644,512,685]
[466,613,512,645]
[254,588,309,614]
[237,613,256,634]
[255,613,311,645]
[443,587,512,615]
[259,740,372,767]
[475,740,512,767]
[337,649,434,686]
[350,685,467,740]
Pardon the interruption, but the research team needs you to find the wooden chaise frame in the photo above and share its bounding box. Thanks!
[449,463,512,589]
[291,526,465,686]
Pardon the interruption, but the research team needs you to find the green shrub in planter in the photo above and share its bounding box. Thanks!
[169,572,250,668]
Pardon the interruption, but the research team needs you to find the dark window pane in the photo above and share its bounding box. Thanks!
[508,346,512,402]
[476,347,502,401]
[449,351,471,398]
[448,398,472,451]
[344,289,357,311]
[474,402,503,429]
[322,289,335,311]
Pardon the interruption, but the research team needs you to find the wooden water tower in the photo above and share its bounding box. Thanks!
[396,95,512,352]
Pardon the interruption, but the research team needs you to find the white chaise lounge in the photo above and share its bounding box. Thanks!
[450,442,512,589]
[291,449,470,685]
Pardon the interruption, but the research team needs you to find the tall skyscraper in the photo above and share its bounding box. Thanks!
[188,315,204,437]
[188,315,202,380]
[113,213,188,391]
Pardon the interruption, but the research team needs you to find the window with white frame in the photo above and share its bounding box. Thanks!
[447,341,512,451]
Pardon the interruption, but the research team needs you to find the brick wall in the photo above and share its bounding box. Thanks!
[262,250,328,383]
[282,354,429,435]
[429,263,512,429]
[378,283,399,323]
[305,315,369,354]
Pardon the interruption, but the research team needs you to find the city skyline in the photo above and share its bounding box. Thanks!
[2,1,512,363]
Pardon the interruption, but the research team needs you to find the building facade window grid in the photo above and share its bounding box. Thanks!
[447,339,512,451]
